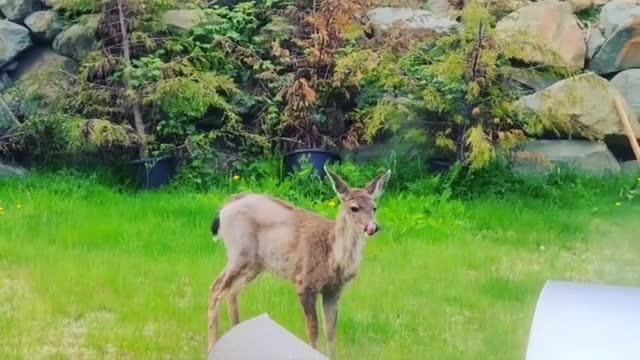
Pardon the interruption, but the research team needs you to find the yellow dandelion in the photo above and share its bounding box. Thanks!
[616,202,622,207]
[17,203,22,209]
[232,175,241,181]
[328,200,337,208]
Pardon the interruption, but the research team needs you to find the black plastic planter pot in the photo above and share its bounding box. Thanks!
[130,155,177,190]
[427,158,455,173]
[283,149,341,178]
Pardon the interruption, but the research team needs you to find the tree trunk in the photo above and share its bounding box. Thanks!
[116,0,147,159]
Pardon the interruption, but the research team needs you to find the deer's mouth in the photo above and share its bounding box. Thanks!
[364,223,378,237]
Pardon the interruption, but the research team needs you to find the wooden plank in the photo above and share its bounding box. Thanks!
[614,96,640,161]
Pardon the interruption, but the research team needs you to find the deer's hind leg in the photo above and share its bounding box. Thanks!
[227,265,261,326]
[208,262,261,349]
[208,268,228,349]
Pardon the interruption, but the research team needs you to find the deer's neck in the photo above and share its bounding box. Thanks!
[332,212,365,279]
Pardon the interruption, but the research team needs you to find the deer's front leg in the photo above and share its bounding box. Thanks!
[298,290,319,349]
[322,287,342,359]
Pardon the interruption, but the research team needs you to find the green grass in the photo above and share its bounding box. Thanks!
[1,172,639,359]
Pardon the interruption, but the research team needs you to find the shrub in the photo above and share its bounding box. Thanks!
[337,1,579,170]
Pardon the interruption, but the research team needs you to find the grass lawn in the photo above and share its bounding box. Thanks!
[1,173,639,359]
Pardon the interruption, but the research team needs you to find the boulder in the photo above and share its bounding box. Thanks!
[567,0,593,12]
[52,17,97,61]
[496,0,585,69]
[4,46,77,115]
[366,7,459,34]
[0,0,34,21]
[43,0,62,7]
[2,60,17,71]
[0,20,31,68]
[429,0,451,18]
[589,2,640,74]
[0,96,18,135]
[599,1,640,38]
[0,72,12,91]
[518,72,640,144]
[611,69,640,118]
[593,0,637,5]
[586,27,606,61]
[512,140,621,175]
[502,67,562,91]
[0,161,26,178]
[24,10,63,41]
[161,9,208,33]
[621,159,640,173]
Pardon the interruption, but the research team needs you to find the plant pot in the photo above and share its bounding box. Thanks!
[129,155,177,190]
[283,149,341,178]
[427,158,455,173]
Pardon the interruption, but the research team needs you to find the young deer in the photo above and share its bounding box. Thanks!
[207,165,391,358]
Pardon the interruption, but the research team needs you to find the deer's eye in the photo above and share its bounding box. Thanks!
[350,206,360,212]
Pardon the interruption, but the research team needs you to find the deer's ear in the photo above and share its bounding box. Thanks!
[324,165,349,197]
[366,169,391,200]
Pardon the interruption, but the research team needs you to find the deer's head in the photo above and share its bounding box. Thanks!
[324,165,391,238]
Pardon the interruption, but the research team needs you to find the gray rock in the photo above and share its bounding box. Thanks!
[512,140,621,175]
[0,161,26,178]
[599,1,640,38]
[0,20,31,68]
[567,0,593,12]
[43,0,63,7]
[590,3,640,74]
[502,67,561,91]
[25,10,63,41]
[496,1,585,69]
[586,27,605,60]
[611,69,640,119]
[594,0,638,6]
[428,0,451,18]
[2,60,18,71]
[0,96,18,135]
[518,72,640,146]
[52,17,97,61]
[0,0,34,21]
[161,9,208,33]
[0,72,12,91]
[366,7,459,34]
[621,159,640,174]
[7,46,77,114]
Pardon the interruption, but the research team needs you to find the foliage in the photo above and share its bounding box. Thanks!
[2,0,599,184]
[576,6,600,24]
[56,0,275,167]
[263,0,373,151]
[620,175,640,203]
[5,114,136,165]
[54,0,181,15]
[336,0,579,170]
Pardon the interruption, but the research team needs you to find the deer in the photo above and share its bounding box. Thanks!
[207,165,391,359]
